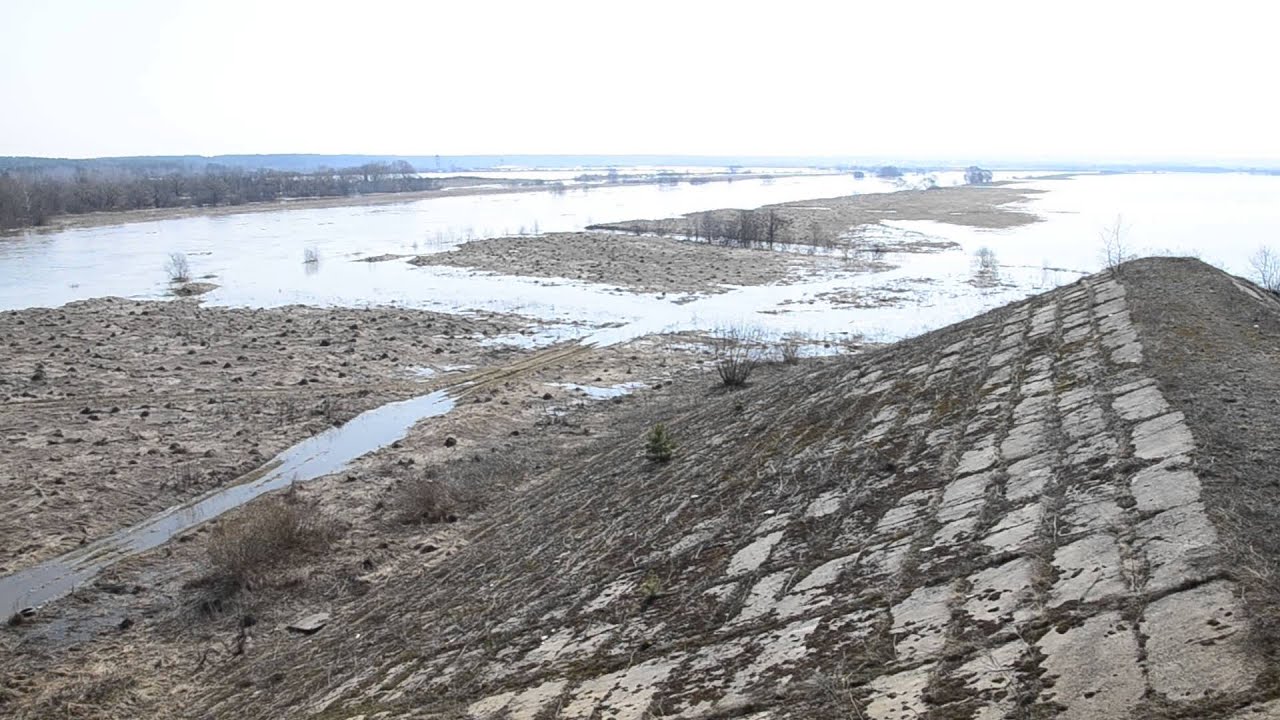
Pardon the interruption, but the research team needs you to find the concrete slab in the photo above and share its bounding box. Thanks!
[1037,611,1143,720]
[1112,385,1171,421]
[1129,456,1201,513]
[890,584,953,663]
[1137,502,1219,593]
[865,664,935,720]
[1049,533,1128,606]
[964,557,1036,625]
[982,502,1042,553]
[1143,579,1260,700]
[1132,412,1196,460]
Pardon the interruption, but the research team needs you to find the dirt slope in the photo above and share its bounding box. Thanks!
[10,258,1280,719]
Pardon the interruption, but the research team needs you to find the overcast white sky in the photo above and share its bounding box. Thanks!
[2,0,1276,162]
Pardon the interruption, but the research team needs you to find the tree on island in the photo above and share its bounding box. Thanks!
[965,166,994,184]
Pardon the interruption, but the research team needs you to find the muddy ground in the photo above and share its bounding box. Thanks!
[410,231,863,296]
[403,185,1033,299]
[0,296,809,717]
[590,183,1043,244]
[0,298,541,573]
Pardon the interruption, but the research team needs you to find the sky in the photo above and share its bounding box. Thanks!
[2,0,1278,163]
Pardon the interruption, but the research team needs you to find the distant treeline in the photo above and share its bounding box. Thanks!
[0,162,440,230]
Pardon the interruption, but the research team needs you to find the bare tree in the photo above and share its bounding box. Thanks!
[766,209,783,249]
[1249,246,1280,294]
[973,246,1000,284]
[1099,215,1134,272]
[964,166,994,184]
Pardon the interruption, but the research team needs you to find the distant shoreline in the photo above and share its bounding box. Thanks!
[3,172,822,236]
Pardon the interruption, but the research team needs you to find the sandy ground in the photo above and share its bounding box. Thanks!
[410,231,850,295]
[0,298,540,573]
[590,183,1043,243]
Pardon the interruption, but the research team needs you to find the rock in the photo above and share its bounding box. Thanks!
[444,436,458,448]
[286,612,331,635]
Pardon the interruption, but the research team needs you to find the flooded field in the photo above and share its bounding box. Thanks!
[3,168,1278,618]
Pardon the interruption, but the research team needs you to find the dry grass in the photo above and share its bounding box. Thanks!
[26,666,137,719]
[395,455,526,524]
[206,488,339,589]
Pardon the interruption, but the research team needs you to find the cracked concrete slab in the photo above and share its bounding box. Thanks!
[1037,611,1143,720]
[1142,580,1260,700]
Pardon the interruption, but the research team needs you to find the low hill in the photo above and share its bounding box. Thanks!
[162,258,1279,719]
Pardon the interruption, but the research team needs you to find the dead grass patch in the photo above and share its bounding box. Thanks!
[28,666,137,719]
[395,454,527,524]
[205,488,339,590]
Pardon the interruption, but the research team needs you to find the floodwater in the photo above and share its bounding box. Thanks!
[0,390,454,614]
[4,169,1278,610]
[0,170,1027,313]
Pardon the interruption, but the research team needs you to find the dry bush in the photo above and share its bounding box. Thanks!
[713,325,764,387]
[303,246,320,265]
[778,334,803,365]
[165,252,191,283]
[206,489,338,588]
[396,455,525,524]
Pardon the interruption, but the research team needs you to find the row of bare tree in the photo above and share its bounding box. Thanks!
[688,208,788,248]
[0,162,435,230]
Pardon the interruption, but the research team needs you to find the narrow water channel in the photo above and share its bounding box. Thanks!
[0,390,454,615]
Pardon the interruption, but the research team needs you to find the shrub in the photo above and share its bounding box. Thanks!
[206,489,337,588]
[713,325,763,387]
[396,468,461,524]
[303,247,320,265]
[165,252,191,283]
[645,423,676,463]
[778,334,802,365]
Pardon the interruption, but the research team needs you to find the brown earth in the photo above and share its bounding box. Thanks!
[409,232,869,296]
[0,298,534,573]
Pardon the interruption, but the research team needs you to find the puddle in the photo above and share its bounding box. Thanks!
[552,382,648,400]
[0,390,455,615]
